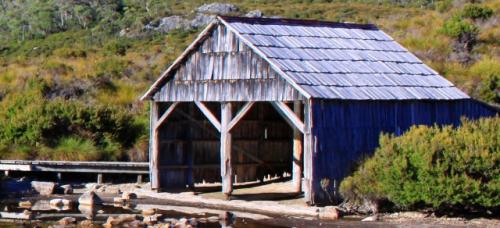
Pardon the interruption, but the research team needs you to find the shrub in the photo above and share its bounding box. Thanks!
[340,117,500,212]
[461,4,494,21]
[441,16,478,40]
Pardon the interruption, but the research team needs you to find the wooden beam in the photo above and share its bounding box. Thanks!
[150,101,160,190]
[303,99,314,204]
[154,102,179,130]
[195,101,221,132]
[220,102,233,198]
[292,101,303,193]
[271,101,305,134]
[227,102,255,132]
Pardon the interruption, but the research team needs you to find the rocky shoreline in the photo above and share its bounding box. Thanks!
[1,179,499,227]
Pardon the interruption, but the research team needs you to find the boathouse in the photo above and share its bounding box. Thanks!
[141,16,496,204]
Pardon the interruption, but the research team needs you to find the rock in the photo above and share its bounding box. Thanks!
[319,206,341,220]
[177,218,189,225]
[32,200,52,211]
[245,10,263,18]
[104,186,121,194]
[60,184,73,194]
[142,215,158,225]
[362,214,379,222]
[190,14,216,28]
[146,16,192,33]
[206,216,219,222]
[58,217,76,225]
[118,214,137,223]
[18,201,32,208]
[78,191,101,206]
[121,192,137,200]
[49,198,71,207]
[84,183,101,191]
[218,211,234,221]
[141,208,156,216]
[97,209,104,214]
[79,220,94,228]
[197,3,238,15]
[31,181,56,196]
[127,220,144,227]
[78,205,96,220]
[113,197,124,206]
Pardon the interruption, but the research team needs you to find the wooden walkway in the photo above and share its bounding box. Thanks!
[0,160,149,183]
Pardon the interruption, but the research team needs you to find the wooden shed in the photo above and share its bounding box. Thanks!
[141,16,497,204]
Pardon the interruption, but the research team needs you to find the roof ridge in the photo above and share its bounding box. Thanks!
[219,16,379,30]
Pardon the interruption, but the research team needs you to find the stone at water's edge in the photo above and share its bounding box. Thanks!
[122,191,137,200]
[362,214,379,222]
[78,191,102,206]
[60,184,73,194]
[319,206,341,220]
[58,216,76,225]
[31,181,55,196]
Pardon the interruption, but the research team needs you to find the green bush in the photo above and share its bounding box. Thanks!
[340,117,500,212]
[441,15,478,40]
[461,4,493,21]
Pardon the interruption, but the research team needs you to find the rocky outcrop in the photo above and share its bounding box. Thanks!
[146,16,192,33]
[245,10,263,18]
[196,3,238,14]
[145,3,241,33]
[31,181,56,196]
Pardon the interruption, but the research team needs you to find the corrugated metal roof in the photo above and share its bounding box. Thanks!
[220,16,469,100]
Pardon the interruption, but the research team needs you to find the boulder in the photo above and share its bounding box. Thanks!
[143,215,158,225]
[141,208,156,216]
[218,211,234,221]
[79,220,94,228]
[18,201,32,208]
[319,206,341,220]
[197,3,238,15]
[245,10,263,18]
[121,192,137,200]
[361,214,379,222]
[78,191,102,206]
[190,14,216,28]
[146,16,192,33]
[49,198,71,207]
[31,181,55,196]
[58,217,76,225]
[60,184,73,194]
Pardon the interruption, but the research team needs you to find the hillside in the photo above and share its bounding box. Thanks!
[0,0,498,161]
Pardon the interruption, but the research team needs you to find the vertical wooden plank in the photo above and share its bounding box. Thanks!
[303,99,314,204]
[220,102,233,199]
[150,101,160,190]
[292,101,303,193]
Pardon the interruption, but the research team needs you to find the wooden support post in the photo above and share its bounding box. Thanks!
[186,103,194,190]
[292,101,303,193]
[4,170,9,177]
[303,99,314,204]
[137,174,143,184]
[97,173,103,184]
[150,101,160,190]
[220,102,233,199]
[57,172,62,182]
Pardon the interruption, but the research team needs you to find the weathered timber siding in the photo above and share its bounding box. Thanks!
[153,24,302,102]
[309,99,497,204]
[156,102,292,190]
